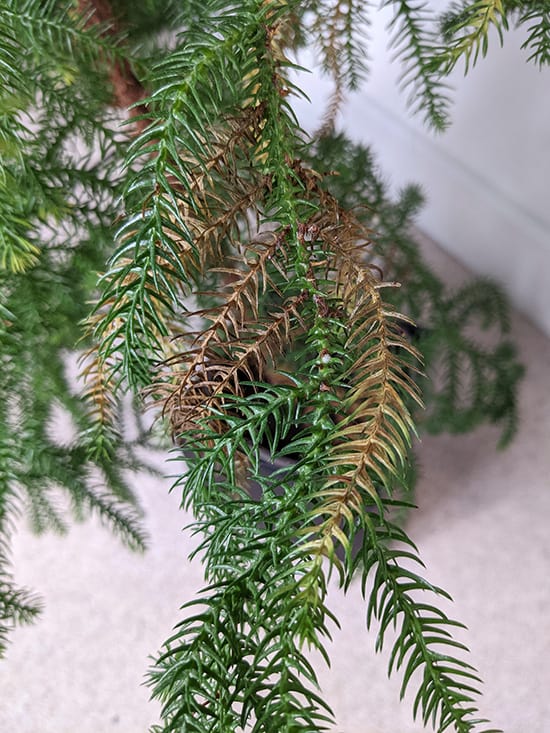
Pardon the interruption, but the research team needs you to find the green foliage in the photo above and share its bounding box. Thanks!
[89,1,514,730]
[150,437,338,732]
[506,1,550,66]
[385,0,452,129]
[0,226,150,648]
[0,0,539,730]
[359,513,502,733]
[437,0,508,72]
[0,0,151,654]
[438,0,550,72]
[149,376,499,732]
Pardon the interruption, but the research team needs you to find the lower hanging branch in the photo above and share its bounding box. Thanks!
[148,457,337,733]
[149,202,500,732]
[360,509,502,733]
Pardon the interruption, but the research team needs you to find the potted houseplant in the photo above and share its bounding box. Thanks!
[0,1,533,730]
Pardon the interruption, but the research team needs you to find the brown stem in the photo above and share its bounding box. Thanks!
[77,0,149,133]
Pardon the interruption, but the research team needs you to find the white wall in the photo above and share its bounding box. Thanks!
[292,6,550,336]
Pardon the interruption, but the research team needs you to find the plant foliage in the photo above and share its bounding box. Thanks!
[0,0,151,655]
[438,0,550,71]
[0,0,538,730]
[305,134,524,447]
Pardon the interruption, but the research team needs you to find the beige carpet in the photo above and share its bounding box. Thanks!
[1,237,549,732]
